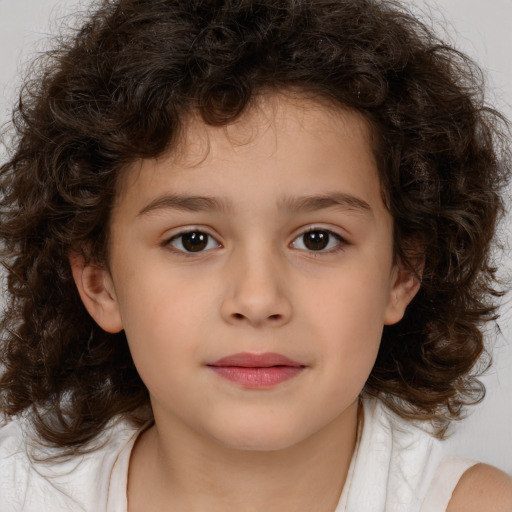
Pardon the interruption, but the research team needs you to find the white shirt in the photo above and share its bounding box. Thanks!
[0,399,476,511]
[336,399,476,511]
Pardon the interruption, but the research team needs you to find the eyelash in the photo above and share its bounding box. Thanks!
[165,229,221,255]
[290,228,346,254]
[164,228,347,255]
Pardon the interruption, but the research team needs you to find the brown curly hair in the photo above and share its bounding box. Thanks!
[0,0,510,451]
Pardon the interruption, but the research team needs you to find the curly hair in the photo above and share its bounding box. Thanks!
[0,0,510,451]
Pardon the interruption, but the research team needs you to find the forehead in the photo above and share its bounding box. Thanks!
[178,95,374,164]
[118,93,378,190]
[113,93,384,222]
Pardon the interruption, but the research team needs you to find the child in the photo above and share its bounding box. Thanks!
[0,0,511,510]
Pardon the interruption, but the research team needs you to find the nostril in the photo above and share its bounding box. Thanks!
[233,313,244,320]
[268,314,282,321]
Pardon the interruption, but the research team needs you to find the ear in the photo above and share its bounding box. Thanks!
[383,261,421,326]
[69,254,123,333]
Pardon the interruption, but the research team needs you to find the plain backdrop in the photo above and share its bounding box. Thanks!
[0,0,511,473]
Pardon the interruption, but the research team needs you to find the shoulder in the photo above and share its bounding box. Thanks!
[0,417,29,474]
[447,463,512,512]
[354,399,446,511]
[0,415,139,511]
[0,418,33,508]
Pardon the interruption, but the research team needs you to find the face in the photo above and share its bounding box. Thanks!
[73,95,418,452]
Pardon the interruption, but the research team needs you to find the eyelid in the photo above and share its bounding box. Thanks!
[163,226,223,254]
[290,224,349,242]
[162,224,221,240]
[289,225,348,253]
[161,224,348,255]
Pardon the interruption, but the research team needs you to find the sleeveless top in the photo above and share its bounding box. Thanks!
[335,399,477,511]
[0,399,477,512]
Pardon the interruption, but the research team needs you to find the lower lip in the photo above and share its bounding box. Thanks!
[208,366,304,388]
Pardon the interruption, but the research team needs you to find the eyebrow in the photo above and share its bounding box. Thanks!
[137,192,372,217]
[278,193,372,215]
[138,194,232,216]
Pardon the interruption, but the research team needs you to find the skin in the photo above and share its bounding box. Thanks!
[447,464,512,512]
[70,93,512,511]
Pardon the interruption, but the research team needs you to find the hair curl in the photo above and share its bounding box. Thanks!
[0,0,510,450]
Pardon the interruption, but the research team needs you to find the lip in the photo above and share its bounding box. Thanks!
[207,352,306,388]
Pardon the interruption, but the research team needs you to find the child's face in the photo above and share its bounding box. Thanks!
[74,94,418,451]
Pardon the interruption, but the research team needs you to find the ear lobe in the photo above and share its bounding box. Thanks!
[383,263,421,326]
[69,254,123,333]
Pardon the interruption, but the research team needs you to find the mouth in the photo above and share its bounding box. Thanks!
[207,352,306,388]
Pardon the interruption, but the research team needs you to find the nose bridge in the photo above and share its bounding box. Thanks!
[221,239,292,327]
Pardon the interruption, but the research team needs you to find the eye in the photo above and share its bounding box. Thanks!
[168,231,221,253]
[291,229,344,252]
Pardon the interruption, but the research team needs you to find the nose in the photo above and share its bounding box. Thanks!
[220,247,293,328]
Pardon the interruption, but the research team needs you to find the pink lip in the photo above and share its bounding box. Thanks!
[207,352,305,388]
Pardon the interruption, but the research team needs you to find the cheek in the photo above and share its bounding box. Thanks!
[319,302,383,378]
[316,310,382,406]
[303,264,390,380]
[308,262,392,336]
[118,258,217,327]
[115,276,213,377]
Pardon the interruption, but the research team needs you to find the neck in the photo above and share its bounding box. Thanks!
[128,400,360,512]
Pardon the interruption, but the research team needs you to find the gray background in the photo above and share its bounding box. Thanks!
[1,0,511,472]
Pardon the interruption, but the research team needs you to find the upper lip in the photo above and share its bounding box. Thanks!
[208,352,304,368]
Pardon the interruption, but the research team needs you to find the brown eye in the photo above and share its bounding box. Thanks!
[169,231,219,253]
[303,231,329,250]
[291,230,343,252]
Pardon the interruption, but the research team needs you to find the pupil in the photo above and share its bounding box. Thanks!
[182,232,208,252]
[304,231,329,251]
